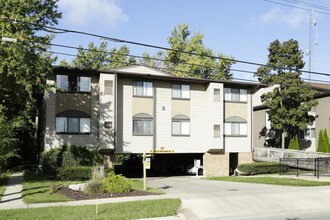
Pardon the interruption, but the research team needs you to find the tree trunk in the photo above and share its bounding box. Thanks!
[281,131,287,149]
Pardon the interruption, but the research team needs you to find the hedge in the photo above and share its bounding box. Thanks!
[57,166,114,181]
[236,162,289,176]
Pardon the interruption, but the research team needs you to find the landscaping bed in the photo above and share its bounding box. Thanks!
[58,186,157,200]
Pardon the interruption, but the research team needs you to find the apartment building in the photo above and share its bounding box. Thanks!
[253,84,330,151]
[43,65,264,176]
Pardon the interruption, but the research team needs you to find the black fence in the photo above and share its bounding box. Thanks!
[279,157,330,178]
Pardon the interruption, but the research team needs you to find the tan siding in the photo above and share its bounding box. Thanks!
[253,109,267,148]
[224,102,247,120]
[132,97,154,117]
[171,99,190,118]
[56,93,91,115]
[315,96,330,148]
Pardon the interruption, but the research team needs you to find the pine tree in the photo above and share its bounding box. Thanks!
[288,135,299,150]
[323,129,330,153]
[317,129,326,152]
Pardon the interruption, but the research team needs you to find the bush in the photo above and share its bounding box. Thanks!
[236,162,289,176]
[57,166,92,181]
[103,172,132,193]
[288,135,299,150]
[57,166,114,181]
[84,180,105,194]
[49,182,59,194]
[40,145,104,176]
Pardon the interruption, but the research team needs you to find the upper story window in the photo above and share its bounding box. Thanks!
[133,81,153,97]
[172,84,190,99]
[56,74,91,93]
[299,128,315,139]
[224,88,247,102]
[172,114,190,136]
[214,124,221,138]
[56,110,91,134]
[133,113,153,135]
[224,116,247,136]
[214,89,221,101]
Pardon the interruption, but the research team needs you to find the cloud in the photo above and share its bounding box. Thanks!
[58,0,128,28]
[260,7,305,28]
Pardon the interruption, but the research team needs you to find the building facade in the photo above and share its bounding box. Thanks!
[253,85,330,152]
[43,65,264,176]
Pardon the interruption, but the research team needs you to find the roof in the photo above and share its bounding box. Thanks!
[53,65,267,93]
[308,82,330,91]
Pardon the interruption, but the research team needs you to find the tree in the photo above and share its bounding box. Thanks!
[255,39,318,149]
[288,135,299,150]
[317,129,326,153]
[164,23,234,80]
[72,42,109,69]
[324,129,330,152]
[139,51,164,69]
[70,42,136,69]
[0,0,61,165]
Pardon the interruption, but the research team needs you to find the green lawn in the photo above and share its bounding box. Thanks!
[0,173,9,200]
[207,176,330,187]
[22,171,77,204]
[0,199,181,220]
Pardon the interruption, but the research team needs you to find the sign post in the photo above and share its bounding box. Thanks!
[142,153,151,191]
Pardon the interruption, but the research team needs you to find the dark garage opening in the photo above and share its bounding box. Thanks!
[229,153,238,175]
[116,153,204,177]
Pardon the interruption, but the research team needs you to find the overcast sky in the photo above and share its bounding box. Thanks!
[53,0,330,82]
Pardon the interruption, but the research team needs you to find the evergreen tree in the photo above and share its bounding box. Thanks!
[324,129,330,153]
[288,135,299,150]
[317,129,326,153]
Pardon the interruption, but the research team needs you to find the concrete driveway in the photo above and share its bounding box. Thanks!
[147,176,330,219]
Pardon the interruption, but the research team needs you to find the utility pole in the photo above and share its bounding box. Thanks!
[306,11,317,81]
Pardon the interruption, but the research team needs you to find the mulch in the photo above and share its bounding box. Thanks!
[58,186,158,201]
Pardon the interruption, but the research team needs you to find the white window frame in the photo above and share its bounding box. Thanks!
[133,81,153,97]
[172,119,190,136]
[299,128,316,139]
[56,117,91,133]
[56,75,69,91]
[224,88,247,102]
[172,84,190,99]
[78,76,91,92]
[132,117,153,135]
[224,122,247,136]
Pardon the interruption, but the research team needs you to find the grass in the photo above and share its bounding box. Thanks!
[22,171,78,204]
[0,173,9,200]
[22,171,164,204]
[207,176,330,187]
[0,199,181,220]
[131,180,164,194]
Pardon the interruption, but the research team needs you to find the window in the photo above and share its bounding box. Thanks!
[214,125,221,138]
[56,74,91,93]
[78,76,91,92]
[104,80,113,95]
[55,110,91,133]
[56,75,69,91]
[299,128,316,139]
[224,88,247,102]
[172,84,190,99]
[172,115,190,136]
[133,113,153,135]
[214,89,221,101]
[224,116,247,136]
[133,81,153,96]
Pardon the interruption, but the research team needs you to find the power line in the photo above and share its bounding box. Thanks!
[264,0,330,15]
[282,0,330,11]
[2,16,330,78]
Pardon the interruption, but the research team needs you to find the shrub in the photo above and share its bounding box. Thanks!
[318,129,327,153]
[57,166,114,181]
[236,162,289,176]
[103,172,132,193]
[288,135,300,150]
[40,145,104,176]
[92,165,105,181]
[84,180,105,194]
[49,182,59,194]
[57,166,92,181]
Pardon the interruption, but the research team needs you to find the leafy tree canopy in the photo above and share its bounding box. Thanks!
[0,0,61,165]
[164,23,235,80]
[255,39,318,147]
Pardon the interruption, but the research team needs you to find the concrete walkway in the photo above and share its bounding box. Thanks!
[0,173,26,209]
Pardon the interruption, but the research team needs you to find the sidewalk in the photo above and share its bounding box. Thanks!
[0,172,27,210]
